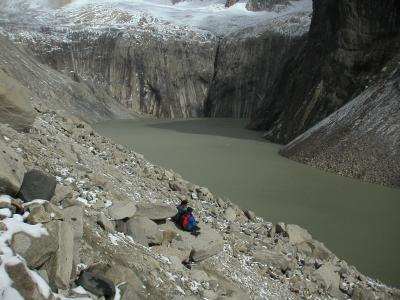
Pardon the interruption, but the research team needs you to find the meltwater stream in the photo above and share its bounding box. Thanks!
[94,118,400,287]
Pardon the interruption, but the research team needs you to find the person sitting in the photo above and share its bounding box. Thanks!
[181,207,200,236]
[172,199,188,224]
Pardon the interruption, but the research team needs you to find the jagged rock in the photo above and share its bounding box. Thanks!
[97,212,115,232]
[0,139,26,196]
[43,202,64,221]
[135,203,177,221]
[252,248,294,272]
[119,216,163,246]
[47,221,74,290]
[296,240,333,261]
[77,271,116,299]
[224,207,236,222]
[107,201,137,220]
[17,169,57,202]
[11,221,60,268]
[51,184,74,205]
[171,224,224,262]
[0,69,36,132]
[5,259,49,300]
[26,205,52,224]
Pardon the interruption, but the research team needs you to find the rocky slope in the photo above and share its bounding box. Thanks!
[280,57,400,187]
[0,35,133,123]
[1,106,400,299]
[248,0,400,144]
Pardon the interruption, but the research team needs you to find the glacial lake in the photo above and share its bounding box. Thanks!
[94,118,400,288]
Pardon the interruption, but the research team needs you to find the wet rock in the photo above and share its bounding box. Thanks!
[107,201,137,220]
[0,69,36,132]
[97,212,115,232]
[0,139,26,196]
[120,216,163,246]
[5,259,49,300]
[11,221,59,268]
[17,169,57,202]
[135,203,177,221]
[77,271,116,299]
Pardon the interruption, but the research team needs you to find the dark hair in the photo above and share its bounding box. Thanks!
[187,207,193,213]
[181,200,189,206]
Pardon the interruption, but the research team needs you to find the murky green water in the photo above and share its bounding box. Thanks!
[94,118,400,288]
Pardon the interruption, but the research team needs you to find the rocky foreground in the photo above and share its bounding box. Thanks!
[1,107,400,299]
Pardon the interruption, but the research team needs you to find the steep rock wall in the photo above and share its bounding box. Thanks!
[206,31,303,118]
[37,31,217,118]
[248,0,400,144]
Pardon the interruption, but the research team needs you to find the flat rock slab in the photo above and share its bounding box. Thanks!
[171,224,224,262]
[135,203,177,221]
[286,224,312,245]
[17,169,57,202]
[107,201,137,220]
[77,271,115,298]
[120,216,163,246]
[251,247,293,272]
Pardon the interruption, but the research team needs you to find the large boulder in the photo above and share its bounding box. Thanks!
[171,224,224,262]
[0,70,36,132]
[135,203,177,221]
[311,263,341,297]
[118,216,163,246]
[17,169,57,202]
[107,201,137,220]
[11,221,60,269]
[0,139,26,196]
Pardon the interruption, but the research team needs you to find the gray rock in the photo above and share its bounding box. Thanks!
[286,224,313,245]
[244,210,256,220]
[171,224,224,262]
[48,221,74,290]
[43,202,64,221]
[121,216,163,246]
[224,207,236,222]
[0,69,36,132]
[169,179,189,193]
[77,271,116,298]
[11,221,60,268]
[107,201,137,220]
[0,139,26,196]
[135,203,177,221]
[17,169,57,202]
[97,212,115,232]
[51,184,74,205]
[252,248,293,272]
[26,205,52,224]
[5,260,48,300]
[152,245,191,263]
[311,263,341,296]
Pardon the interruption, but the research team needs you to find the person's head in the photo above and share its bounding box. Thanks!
[181,200,189,207]
[187,207,193,213]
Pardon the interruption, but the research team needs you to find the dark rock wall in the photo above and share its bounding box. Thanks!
[248,0,400,144]
[205,31,302,118]
[39,32,216,118]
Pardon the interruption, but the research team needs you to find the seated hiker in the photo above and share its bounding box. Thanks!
[181,207,200,236]
[172,199,188,224]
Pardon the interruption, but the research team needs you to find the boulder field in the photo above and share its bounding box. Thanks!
[0,111,399,299]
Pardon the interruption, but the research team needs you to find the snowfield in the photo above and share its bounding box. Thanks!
[0,0,312,37]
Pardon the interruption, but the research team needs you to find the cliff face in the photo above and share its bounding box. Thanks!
[34,31,216,118]
[0,35,132,123]
[205,31,303,118]
[248,0,400,144]
[281,60,400,187]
